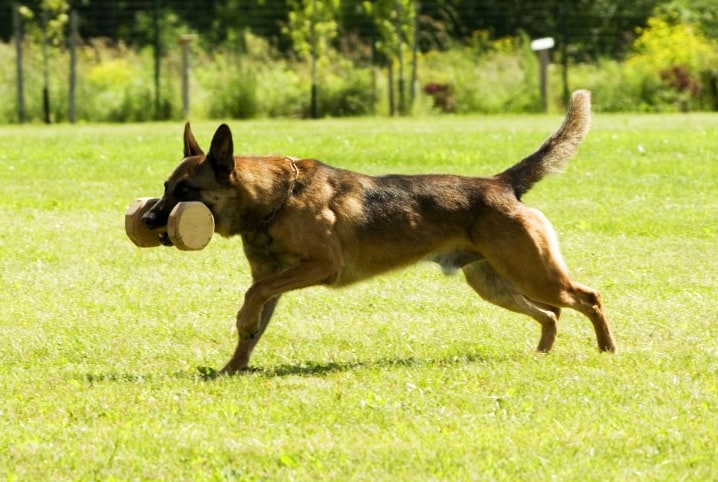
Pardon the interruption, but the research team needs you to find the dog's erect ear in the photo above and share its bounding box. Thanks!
[207,124,235,179]
[183,122,204,157]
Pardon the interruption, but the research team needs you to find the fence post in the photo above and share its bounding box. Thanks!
[408,1,420,112]
[179,34,196,119]
[13,3,25,123]
[309,0,318,119]
[153,0,161,119]
[68,10,78,123]
[561,0,570,107]
[530,37,554,112]
[387,61,395,116]
[395,0,405,115]
[41,8,51,124]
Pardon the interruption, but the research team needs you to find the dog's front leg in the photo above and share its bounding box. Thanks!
[220,260,339,375]
[218,295,280,375]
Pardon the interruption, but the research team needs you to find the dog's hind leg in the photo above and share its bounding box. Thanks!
[473,206,616,353]
[463,261,561,352]
[553,281,616,353]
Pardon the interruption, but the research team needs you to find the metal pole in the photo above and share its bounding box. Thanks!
[409,1,420,111]
[69,10,78,123]
[179,35,195,118]
[387,61,395,116]
[561,0,569,107]
[42,8,51,124]
[309,0,318,119]
[539,49,549,112]
[13,3,25,123]
[153,0,161,119]
[395,0,405,115]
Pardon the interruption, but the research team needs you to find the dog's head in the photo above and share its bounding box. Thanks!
[142,122,237,245]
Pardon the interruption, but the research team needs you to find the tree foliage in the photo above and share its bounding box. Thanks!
[16,0,69,47]
[285,0,339,59]
[630,14,716,75]
[5,0,714,61]
[363,0,416,62]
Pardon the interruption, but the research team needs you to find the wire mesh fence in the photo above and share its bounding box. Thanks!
[2,0,716,123]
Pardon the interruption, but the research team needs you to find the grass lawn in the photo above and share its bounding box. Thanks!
[1,111,717,480]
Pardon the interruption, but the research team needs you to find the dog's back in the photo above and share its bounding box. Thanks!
[304,91,593,285]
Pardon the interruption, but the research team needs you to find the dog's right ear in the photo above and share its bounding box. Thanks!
[206,124,235,180]
[183,122,204,158]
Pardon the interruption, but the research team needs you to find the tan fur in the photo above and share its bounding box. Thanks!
[142,90,616,374]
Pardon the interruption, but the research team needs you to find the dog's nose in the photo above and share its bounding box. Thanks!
[141,211,157,229]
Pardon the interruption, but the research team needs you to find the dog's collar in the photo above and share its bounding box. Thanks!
[286,157,299,184]
[262,157,300,226]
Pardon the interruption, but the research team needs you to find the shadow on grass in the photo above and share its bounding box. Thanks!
[73,351,493,383]
[198,350,493,380]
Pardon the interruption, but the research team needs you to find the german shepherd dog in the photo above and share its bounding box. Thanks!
[142,90,616,375]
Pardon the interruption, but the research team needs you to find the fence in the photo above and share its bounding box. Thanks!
[4,0,712,123]
[9,1,470,123]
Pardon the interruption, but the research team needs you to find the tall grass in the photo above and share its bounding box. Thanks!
[1,113,717,479]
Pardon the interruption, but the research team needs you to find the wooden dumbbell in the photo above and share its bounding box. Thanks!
[167,201,215,251]
[126,198,214,250]
[125,197,162,247]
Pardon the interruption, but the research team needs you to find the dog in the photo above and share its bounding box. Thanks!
[142,90,616,375]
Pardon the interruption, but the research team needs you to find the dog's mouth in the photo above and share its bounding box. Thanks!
[140,208,173,246]
[159,231,173,246]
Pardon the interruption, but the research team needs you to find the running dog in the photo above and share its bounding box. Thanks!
[142,90,616,374]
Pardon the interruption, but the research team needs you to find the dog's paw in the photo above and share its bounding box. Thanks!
[217,362,254,377]
[197,366,219,380]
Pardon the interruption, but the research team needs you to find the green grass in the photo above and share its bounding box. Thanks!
[1,112,717,480]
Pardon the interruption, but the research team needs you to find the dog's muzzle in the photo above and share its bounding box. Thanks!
[141,210,173,246]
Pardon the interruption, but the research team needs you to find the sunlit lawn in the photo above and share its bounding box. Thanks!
[1,112,717,480]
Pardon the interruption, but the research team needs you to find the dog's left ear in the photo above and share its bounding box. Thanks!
[183,122,204,157]
[207,124,235,180]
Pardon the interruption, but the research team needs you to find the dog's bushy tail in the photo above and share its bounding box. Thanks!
[498,90,591,200]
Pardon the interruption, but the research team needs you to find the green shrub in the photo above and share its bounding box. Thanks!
[0,40,70,123]
[83,57,149,121]
[627,15,718,111]
[316,71,374,117]
[81,45,178,122]
[197,32,307,119]
[197,34,375,119]
[552,12,718,113]
[315,56,376,117]
[420,35,541,114]
[567,60,649,112]
[1,17,717,124]
[0,42,24,123]
[256,65,306,118]
[199,55,259,119]
[0,39,179,123]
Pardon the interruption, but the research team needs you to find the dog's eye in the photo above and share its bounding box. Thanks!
[175,183,192,197]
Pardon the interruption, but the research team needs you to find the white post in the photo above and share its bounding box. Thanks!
[530,37,555,112]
